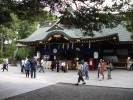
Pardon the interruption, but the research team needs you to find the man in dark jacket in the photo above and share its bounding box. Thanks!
[30,57,37,78]
[25,57,31,78]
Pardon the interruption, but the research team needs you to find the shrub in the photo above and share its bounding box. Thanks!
[15,48,34,60]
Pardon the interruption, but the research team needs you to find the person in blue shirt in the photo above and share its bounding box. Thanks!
[107,60,113,79]
[24,57,31,78]
[83,62,89,80]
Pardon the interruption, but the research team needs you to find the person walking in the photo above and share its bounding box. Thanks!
[99,59,107,81]
[83,62,89,80]
[107,60,113,79]
[56,60,60,72]
[39,58,44,72]
[75,62,86,85]
[97,59,102,78]
[24,57,31,78]
[21,58,25,73]
[51,60,56,71]
[5,58,9,71]
[1,59,8,72]
[30,57,37,78]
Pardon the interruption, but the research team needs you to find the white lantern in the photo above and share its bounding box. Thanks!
[94,51,98,59]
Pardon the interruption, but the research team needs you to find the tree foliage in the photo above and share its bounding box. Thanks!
[47,0,131,36]
[0,0,132,36]
[4,41,16,58]
[15,48,34,60]
[0,0,132,38]
[0,4,57,58]
[0,11,57,40]
[123,8,133,39]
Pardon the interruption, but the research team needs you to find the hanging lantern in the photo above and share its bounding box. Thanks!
[53,48,57,54]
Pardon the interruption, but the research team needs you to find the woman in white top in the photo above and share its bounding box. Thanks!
[127,57,132,70]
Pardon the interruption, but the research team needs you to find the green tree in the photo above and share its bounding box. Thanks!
[5,41,16,58]
[15,48,34,60]
[0,0,132,35]
[0,25,16,57]
[0,11,56,58]
[9,13,37,39]
[123,8,133,39]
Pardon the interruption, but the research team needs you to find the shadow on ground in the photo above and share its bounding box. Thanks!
[3,83,133,100]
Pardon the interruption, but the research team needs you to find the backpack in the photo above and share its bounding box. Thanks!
[25,60,31,70]
[30,59,37,70]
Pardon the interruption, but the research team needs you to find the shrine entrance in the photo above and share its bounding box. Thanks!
[18,22,133,69]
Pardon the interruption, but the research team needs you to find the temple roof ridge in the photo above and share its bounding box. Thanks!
[18,23,132,43]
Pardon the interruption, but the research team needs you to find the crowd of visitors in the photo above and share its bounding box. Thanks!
[1,56,133,84]
[97,59,113,80]
[51,60,68,72]
[19,57,68,78]
[20,56,37,78]
[0,57,114,81]
[75,59,113,85]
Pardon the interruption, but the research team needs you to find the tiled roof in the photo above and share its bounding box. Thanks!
[18,23,132,43]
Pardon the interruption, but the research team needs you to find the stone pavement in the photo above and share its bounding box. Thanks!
[4,83,133,100]
[0,64,133,100]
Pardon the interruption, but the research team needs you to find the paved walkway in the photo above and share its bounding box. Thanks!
[4,83,133,100]
[0,65,133,100]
